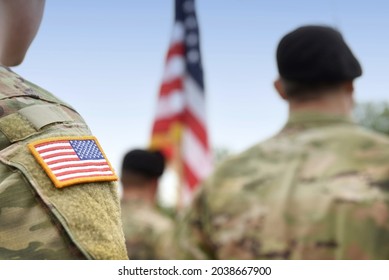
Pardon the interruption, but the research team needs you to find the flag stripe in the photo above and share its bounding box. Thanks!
[182,127,212,179]
[184,107,209,149]
[50,160,109,170]
[53,166,112,177]
[43,155,80,164]
[162,56,185,83]
[160,78,183,96]
[37,144,72,154]
[182,160,199,191]
[39,149,75,158]
[50,160,110,169]
[35,141,70,150]
[170,22,185,44]
[152,114,182,134]
[185,76,207,129]
[154,90,185,120]
[57,170,114,181]
[166,42,185,61]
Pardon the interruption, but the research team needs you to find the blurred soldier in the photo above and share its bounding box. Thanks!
[176,25,389,259]
[120,149,173,259]
[0,0,127,259]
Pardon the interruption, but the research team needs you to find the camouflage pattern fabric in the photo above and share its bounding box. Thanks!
[0,66,128,259]
[176,112,389,259]
[121,200,173,259]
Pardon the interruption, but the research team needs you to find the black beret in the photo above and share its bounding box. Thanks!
[276,25,362,83]
[121,149,165,178]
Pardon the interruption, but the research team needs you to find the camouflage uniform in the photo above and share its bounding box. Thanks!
[121,200,173,259]
[176,112,389,259]
[0,66,128,259]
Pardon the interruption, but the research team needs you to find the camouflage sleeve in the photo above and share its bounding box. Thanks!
[329,195,389,259]
[174,185,215,259]
[0,161,83,259]
[292,170,389,259]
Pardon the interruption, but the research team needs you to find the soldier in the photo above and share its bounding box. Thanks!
[0,0,127,259]
[120,149,173,259]
[176,25,389,259]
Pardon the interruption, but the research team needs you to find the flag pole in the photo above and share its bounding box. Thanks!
[174,128,185,210]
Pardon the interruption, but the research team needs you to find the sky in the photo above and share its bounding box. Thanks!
[15,0,389,198]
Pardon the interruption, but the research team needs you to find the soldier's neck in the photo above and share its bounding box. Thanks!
[288,91,353,117]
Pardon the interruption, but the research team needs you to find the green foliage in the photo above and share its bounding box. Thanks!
[213,147,232,165]
[354,102,389,135]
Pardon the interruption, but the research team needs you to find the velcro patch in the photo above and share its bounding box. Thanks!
[28,136,118,188]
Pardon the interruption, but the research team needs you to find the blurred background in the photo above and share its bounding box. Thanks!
[16,0,389,206]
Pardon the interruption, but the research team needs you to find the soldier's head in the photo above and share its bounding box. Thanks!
[274,25,362,115]
[0,0,45,66]
[120,149,165,203]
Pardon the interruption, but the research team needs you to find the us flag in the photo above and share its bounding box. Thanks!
[150,0,212,204]
[29,137,117,188]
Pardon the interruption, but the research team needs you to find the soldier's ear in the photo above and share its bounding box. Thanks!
[274,78,288,100]
[342,81,354,95]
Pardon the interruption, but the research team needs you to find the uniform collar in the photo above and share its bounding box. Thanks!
[282,111,355,132]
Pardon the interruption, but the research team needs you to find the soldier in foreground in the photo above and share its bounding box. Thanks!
[0,0,127,259]
[120,149,173,259]
[176,25,389,259]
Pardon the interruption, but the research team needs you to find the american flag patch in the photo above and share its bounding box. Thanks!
[28,136,118,188]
